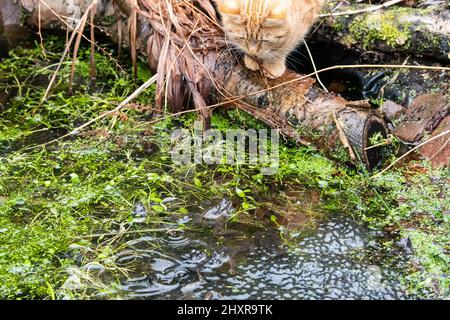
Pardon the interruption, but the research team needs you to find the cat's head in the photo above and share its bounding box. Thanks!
[217,0,290,61]
[216,0,321,62]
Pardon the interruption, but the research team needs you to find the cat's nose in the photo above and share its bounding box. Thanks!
[247,43,258,56]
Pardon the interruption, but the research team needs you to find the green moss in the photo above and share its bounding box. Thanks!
[332,144,352,164]
[405,229,450,297]
[348,9,412,49]
[331,17,346,33]
[340,168,450,298]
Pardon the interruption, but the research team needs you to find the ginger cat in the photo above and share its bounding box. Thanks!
[216,0,323,78]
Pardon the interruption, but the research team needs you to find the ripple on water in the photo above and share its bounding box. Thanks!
[112,217,411,300]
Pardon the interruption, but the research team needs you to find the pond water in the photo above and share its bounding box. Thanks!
[95,203,412,300]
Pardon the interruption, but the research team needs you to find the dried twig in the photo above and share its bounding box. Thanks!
[39,0,96,104]
[428,136,450,161]
[365,136,394,150]
[319,0,405,18]
[333,112,357,161]
[28,74,158,150]
[39,17,81,104]
[75,228,179,239]
[303,39,328,92]
[129,0,138,80]
[39,0,125,73]
[37,1,46,58]
[372,129,450,177]
[89,0,98,87]
[68,6,90,94]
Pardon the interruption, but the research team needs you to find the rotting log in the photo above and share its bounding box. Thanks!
[1,0,389,169]
[313,1,450,62]
[216,63,388,167]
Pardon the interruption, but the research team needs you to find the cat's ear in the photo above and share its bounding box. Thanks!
[218,0,241,15]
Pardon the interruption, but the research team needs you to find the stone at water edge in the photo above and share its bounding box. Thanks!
[394,94,449,143]
[379,100,406,122]
[419,116,450,168]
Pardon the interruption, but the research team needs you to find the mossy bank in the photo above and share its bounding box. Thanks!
[0,35,448,299]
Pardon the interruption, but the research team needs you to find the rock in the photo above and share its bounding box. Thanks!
[379,100,406,122]
[203,198,233,220]
[394,94,449,143]
[0,0,20,30]
[396,237,414,256]
[419,116,450,168]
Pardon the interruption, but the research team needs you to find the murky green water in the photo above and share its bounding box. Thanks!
[83,200,413,300]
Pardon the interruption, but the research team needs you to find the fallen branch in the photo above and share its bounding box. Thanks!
[313,1,450,61]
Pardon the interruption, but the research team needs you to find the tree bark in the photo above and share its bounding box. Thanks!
[313,1,450,62]
[1,0,389,169]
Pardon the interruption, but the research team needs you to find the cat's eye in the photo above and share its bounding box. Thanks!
[264,19,285,28]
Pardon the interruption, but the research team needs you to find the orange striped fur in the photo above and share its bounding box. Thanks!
[216,0,323,78]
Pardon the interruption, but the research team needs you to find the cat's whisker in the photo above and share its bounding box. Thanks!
[286,55,307,66]
[291,49,309,61]
[265,51,301,66]
[223,34,245,68]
